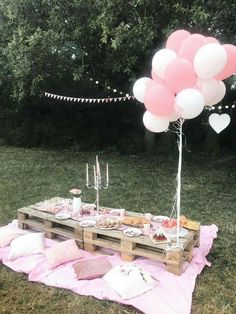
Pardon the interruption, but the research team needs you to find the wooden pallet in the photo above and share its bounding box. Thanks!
[17,198,200,275]
[83,226,199,275]
[18,200,83,249]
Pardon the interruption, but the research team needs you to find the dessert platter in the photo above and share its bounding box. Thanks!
[150,229,171,244]
[71,204,97,221]
[180,215,200,231]
[151,215,169,223]
[96,217,122,230]
[33,201,64,213]
[122,216,149,228]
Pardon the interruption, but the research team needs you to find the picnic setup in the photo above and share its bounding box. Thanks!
[0,16,235,314]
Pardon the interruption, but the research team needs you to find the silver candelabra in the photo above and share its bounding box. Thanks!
[86,156,109,214]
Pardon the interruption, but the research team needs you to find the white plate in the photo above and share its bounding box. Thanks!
[55,213,71,220]
[79,219,96,227]
[161,227,188,238]
[152,215,169,223]
[123,227,142,237]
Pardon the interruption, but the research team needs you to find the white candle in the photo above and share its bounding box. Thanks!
[86,163,89,185]
[95,155,98,176]
[93,165,96,184]
[97,156,101,177]
[106,163,109,185]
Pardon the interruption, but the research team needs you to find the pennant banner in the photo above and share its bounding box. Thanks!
[43,92,135,103]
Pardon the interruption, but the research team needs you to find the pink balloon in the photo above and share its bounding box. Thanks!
[166,29,191,52]
[215,44,236,80]
[145,79,157,91]
[206,36,220,44]
[144,83,175,116]
[165,58,197,93]
[178,34,207,62]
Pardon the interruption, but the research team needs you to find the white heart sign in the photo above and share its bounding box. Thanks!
[209,113,230,134]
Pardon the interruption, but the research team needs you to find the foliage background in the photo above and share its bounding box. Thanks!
[0,0,235,152]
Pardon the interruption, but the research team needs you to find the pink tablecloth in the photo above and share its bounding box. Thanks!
[0,220,218,314]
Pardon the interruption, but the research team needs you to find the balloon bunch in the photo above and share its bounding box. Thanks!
[133,29,236,133]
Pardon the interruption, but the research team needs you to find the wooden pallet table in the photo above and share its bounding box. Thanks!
[17,198,200,275]
[17,197,83,249]
[83,223,199,275]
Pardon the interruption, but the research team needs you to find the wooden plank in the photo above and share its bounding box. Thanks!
[18,218,44,230]
[121,253,135,262]
[166,249,183,275]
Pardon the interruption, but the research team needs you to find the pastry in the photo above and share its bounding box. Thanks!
[96,218,121,229]
[122,216,149,227]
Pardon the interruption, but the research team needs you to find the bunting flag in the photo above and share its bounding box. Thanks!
[43,92,135,103]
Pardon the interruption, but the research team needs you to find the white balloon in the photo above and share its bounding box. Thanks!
[143,111,169,133]
[133,77,152,103]
[152,48,177,79]
[175,88,205,119]
[208,81,226,106]
[209,113,230,134]
[194,43,227,79]
[196,78,218,104]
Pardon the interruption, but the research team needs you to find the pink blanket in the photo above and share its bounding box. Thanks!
[0,220,218,314]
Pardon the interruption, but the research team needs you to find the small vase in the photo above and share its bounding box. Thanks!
[72,196,81,213]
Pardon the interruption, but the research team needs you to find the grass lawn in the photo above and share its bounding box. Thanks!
[0,145,235,314]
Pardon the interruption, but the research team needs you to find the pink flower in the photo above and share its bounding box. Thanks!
[70,188,82,196]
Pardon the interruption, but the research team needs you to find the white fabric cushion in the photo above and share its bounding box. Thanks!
[8,232,45,261]
[0,227,26,248]
[103,264,158,299]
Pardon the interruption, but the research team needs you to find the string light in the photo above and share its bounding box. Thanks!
[84,71,130,97]
[205,103,235,111]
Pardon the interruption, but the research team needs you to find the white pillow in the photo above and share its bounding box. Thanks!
[0,227,26,248]
[103,264,158,299]
[8,232,45,261]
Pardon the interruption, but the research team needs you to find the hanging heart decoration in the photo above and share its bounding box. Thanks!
[209,113,230,134]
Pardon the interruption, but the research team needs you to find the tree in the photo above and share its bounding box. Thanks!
[0,0,235,103]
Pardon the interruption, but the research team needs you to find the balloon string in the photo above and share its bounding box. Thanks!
[169,119,184,244]
[176,118,184,246]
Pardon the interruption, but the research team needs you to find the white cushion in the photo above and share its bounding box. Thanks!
[0,227,26,248]
[103,264,158,299]
[8,232,45,261]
